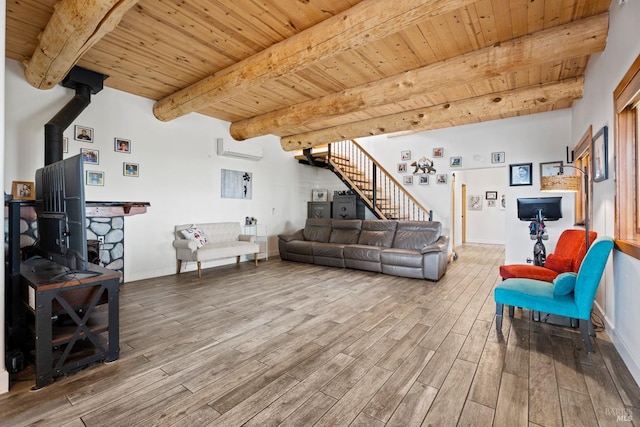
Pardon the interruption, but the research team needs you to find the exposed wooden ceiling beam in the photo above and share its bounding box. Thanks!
[280,77,584,151]
[24,0,139,89]
[152,0,476,122]
[232,13,608,142]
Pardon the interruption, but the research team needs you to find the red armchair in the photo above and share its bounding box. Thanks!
[499,229,598,282]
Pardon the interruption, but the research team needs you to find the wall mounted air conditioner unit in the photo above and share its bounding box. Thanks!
[216,138,263,161]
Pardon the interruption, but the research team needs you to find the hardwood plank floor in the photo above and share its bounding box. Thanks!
[2,243,639,426]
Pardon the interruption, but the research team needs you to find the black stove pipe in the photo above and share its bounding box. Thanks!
[44,83,92,165]
[43,66,107,165]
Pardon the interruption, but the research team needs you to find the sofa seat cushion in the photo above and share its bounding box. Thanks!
[313,242,346,258]
[381,249,423,268]
[499,264,558,282]
[285,240,315,255]
[495,278,579,319]
[194,241,258,262]
[344,245,383,262]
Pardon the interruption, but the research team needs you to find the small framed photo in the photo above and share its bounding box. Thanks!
[500,194,506,210]
[433,147,443,158]
[418,174,429,185]
[450,156,462,167]
[488,200,497,208]
[403,175,414,185]
[311,188,328,202]
[74,125,93,142]
[115,138,131,153]
[398,162,407,173]
[486,191,498,200]
[401,150,411,161]
[63,137,68,153]
[509,163,532,186]
[592,125,608,182]
[540,161,562,177]
[491,152,505,164]
[86,170,104,186]
[81,148,99,165]
[436,174,448,184]
[12,181,35,200]
[123,162,139,177]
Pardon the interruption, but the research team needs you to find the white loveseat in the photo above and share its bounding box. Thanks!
[173,222,260,278]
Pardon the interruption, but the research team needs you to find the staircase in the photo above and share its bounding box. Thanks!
[297,140,433,221]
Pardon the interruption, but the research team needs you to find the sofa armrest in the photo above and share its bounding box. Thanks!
[278,229,304,242]
[173,238,198,251]
[420,235,449,254]
[239,234,256,243]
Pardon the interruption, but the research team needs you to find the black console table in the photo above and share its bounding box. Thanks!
[20,258,121,389]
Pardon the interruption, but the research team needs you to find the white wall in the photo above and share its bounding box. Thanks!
[3,59,346,281]
[1,2,9,394]
[570,0,640,383]
[358,109,575,261]
[458,167,506,245]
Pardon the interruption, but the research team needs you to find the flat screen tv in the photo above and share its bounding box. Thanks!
[517,197,563,221]
[34,154,89,271]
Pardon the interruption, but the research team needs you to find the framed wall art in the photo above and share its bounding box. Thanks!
[436,174,448,184]
[469,195,482,210]
[592,125,608,182]
[86,170,104,186]
[221,169,252,199]
[419,174,429,185]
[12,181,34,200]
[403,175,413,185]
[401,150,411,161]
[398,162,407,173]
[115,138,131,153]
[485,191,498,200]
[450,156,462,167]
[74,125,93,142]
[81,148,99,165]
[433,147,443,158]
[311,188,328,202]
[509,163,532,186]
[123,162,139,177]
[491,152,505,164]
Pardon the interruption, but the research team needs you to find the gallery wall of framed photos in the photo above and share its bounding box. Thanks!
[70,125,141,188]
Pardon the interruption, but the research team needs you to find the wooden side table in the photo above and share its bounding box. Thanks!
[20,258,121,389]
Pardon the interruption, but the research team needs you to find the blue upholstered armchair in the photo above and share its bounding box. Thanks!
[494,237,614,352]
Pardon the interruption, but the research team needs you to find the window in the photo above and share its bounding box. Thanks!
[614,55,640,259]
[573,126,592,227]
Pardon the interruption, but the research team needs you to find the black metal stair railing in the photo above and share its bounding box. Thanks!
[326,140,433,221]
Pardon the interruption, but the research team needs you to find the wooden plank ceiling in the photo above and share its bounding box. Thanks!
[5,0,611,151]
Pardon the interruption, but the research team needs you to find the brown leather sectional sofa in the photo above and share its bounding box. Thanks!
[278,218,449,281]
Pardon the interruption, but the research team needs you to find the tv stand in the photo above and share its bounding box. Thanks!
[20,258,121,389]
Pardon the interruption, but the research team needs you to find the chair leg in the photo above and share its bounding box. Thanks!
[176,260,182,274]
[508,306,515,318]
[254,253,258,266]
[197,262,202,279]
[588,319,596,337]
[570,317,579,328]
[580,319,595,353]
[496,303,503,331]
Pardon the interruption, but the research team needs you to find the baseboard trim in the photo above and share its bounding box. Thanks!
[594,301,640,386]
[0,369,9,394]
